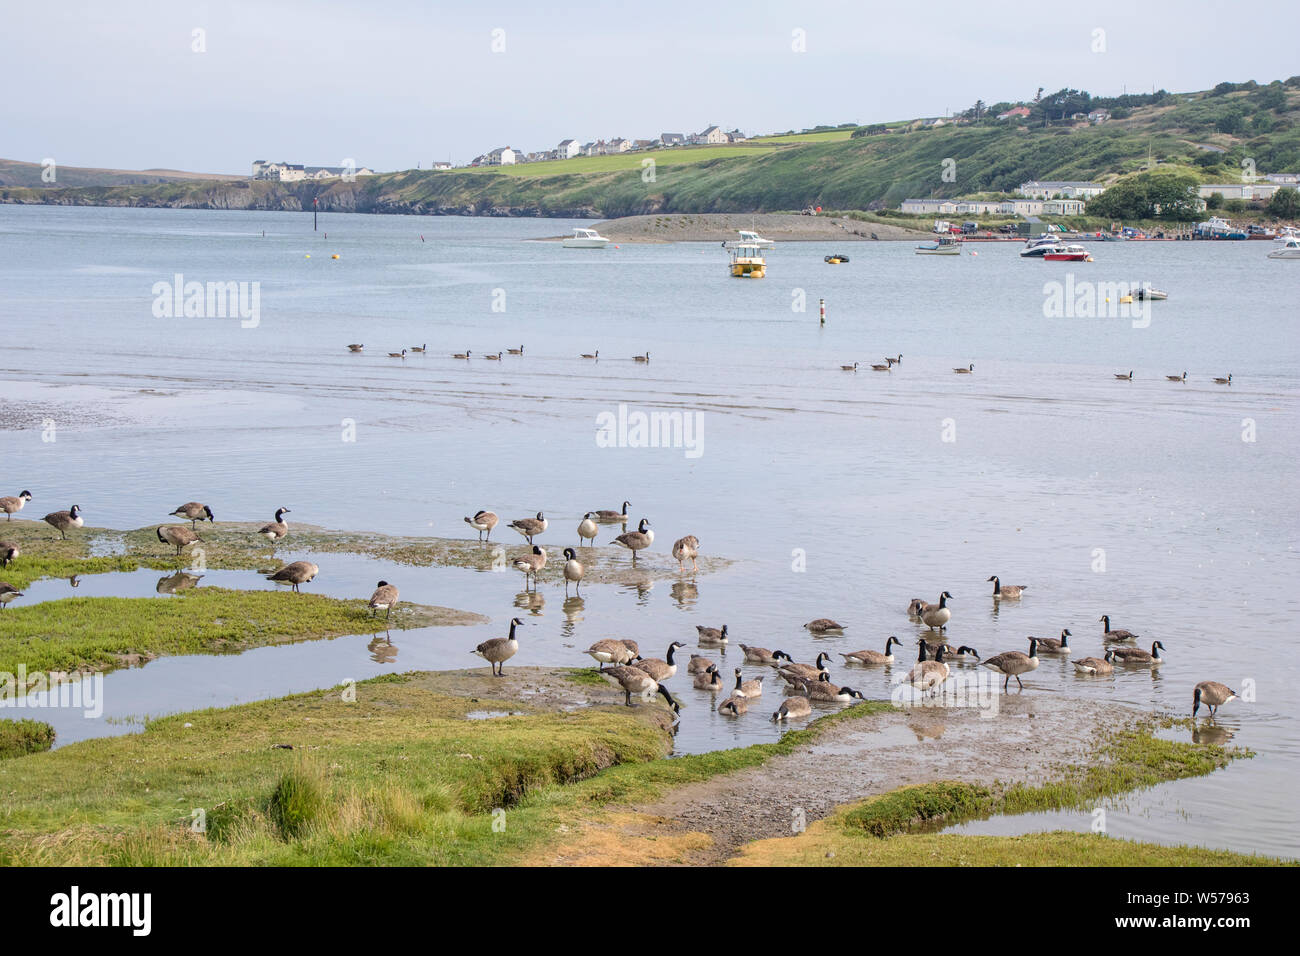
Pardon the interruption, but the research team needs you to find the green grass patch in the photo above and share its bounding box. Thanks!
[0,719,55,759]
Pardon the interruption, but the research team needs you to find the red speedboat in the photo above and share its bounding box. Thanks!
[1043,244,1091,261]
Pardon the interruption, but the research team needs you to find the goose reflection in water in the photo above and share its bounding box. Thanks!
[368,635,398,665]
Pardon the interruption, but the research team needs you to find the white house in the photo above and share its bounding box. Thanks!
[1018,180,1105,200]
[1264,172,1298,185]
[697,125,728,145]
[431,162,452,170]
[1042,198,1087,216]
[1198,183,1254,200]
[660,133,686,146]
[486,147,516,166]
[609,138,632,153]
[557,139,580,160]
[998,198,1044,216]
[726,129,747,142]
[899,198,960,215]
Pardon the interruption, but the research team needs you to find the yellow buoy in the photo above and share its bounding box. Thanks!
[331,254,340,259]
[305,254,311,258]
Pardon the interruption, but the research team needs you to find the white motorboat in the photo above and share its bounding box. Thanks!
[562,227,611,249]
[1268,237,1300,259]
[1020,236,1063,258]
[726,230,775,249]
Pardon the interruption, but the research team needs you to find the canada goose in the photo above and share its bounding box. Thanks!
[687,654,716,675]
[576,513,599,547]
[388,349,407,358]
[886,354,903,366]
[257,508,290,546]
[484,351,503,360]
[509,511,548,544]
[987,575,1027,599]
[43,505,83,540]
[801,673,865,702]
[156,571,202,594]
[0,542,18,567]
[1114,370,1133,380]
[920,591,952,631]
[954,364,974,374]
[840,362,859,371]
[168,502,214,529]
[507,345,524,355]
[474,618,523,676]
[512,545,547,589]
[409,344,426,353]
[603,665,679,711]
[869,362,891,371]
[1166,372,1187,382]
[778,652,832,685]
[1212,374,1232,385]
[1099,614,1138,643]
[265,561,319,593]
[346,343,364,352]
[156,525,202,555]
[773,696,813,721]
[733,668,765,698]
[633,352,650,363]
[1,490,33,520]
[907,598,926,617]
[695,623,728,644]
[718,695,748,716]
[1032,629,1071,654]
[0,582,23,608]
[804,618,844,633]
[593,501,630,522]
[463,510,499,542]
[841,635,902,665]
[906,640,950,694]
[693,665,726,692]
[620,639,641,658]
[672,535,700,572]
[1193,681,1238,719]
[1110,640,1165,665]
[452,350,472,359]
[581,350,598,359]
[634,641,687,682]
[585,639,638,670]
[562,547,584,595]
[368,581,399,619]
[739,645,787,665]
[613,518,654,565]
[1072,650,1116,675]
[980,638,1041,691]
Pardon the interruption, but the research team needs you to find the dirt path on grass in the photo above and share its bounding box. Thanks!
[536,693,1142,866]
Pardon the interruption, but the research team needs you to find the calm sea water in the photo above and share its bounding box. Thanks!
[0,204,1296,858]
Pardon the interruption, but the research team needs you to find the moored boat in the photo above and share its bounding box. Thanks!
[1043,244,1092,262]
[1267,237,1300,259]
[562,227,611,249]
[729,243,766,277]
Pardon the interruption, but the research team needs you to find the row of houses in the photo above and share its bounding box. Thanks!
[1198,173,1298,201]
[900,197,1088,217]
[251,160,375,182]
[467,126,747,167]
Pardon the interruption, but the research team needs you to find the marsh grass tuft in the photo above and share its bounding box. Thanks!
[0,718,55,758]
[269,761,328,840]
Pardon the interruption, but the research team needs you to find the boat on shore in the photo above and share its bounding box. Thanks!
[1043,244,1092,262]
[562,227,611,249]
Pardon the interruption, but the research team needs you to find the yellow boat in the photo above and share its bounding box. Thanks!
[729,243,766,278]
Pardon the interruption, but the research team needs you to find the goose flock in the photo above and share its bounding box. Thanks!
[345,343,654,364]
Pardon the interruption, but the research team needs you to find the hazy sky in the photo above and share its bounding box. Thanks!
[4,0,1297,174]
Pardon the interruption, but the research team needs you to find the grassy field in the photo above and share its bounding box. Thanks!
[467,145,779,177]
[750,130,855,144]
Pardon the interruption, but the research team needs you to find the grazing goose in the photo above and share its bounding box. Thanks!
[718,695,749,716]
[906,640,950,694]
[634,641,688,682]
[367,581,399,619]
[920,591,953,631]
[577,513,599,547]
[512,545,547,590]
[954,364,974,374]
[584,639,638,670]
[1,490,33,520]
[987,575,1027,599]
[613,518,654,564]
[1212,374,1232,385]
[1114,370,1133,380]
[507,345,524,355]
[695,623,728,644]
[840,362,859,371]
[0,582,23,608]
[693,665,726,692]
[346,343,364,352]
[388,349,407,358]
[474,618,523,676]
[509,511,548,544]
[593,501,630,522]
[581,350,599,359]
[1110,641,1165,666]
[739,645,788,665]
[886,354,903,366]
[484,351,503,361]
[1033,628,1071,654]
[671,535,700,572]
[562,547,584,595]
[463,510,499,542]
[869,361,892,371]
[265,561,319,593]
[1099,614,1138,643]
[1193,681,1239,719]
[800,673,865,702]
[1166,371,1187,382]
[452,350,472,360]
[732,668,764,698]
[633,352,650,363]
[620,639,641,659]
[156,525,202,555]
[980,638,1040,691]
[803,618,844,633]
[602,666,679,711]
[1072,649,1116,675]
[772,696,813,721]
[257,508,291,546]
[687,654,716,675]
[169,502,214,529]
[44,505,83,540]
[0,542,19,568]
[841,635,902,665]
[778,652,832,685]
[409,344,426,353]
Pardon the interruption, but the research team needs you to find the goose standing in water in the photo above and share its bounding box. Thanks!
[474,618,523,676]
[584,639,638,671]
[509,511,547,544]
[920,592,952,631]
[840,635,902,665]
[906,640,950,695]
[44,505,83,540]
[634,641,687,682]
[603,665,680,710]
[671,535,700,573]
[1193,681,1238,719]
[613,518,654,565]
[980,637,1041,691]
[368,581,399,620]
[463,510,499,542]
[577,513,599,547]
[987,575,1027,599]
[1,490,32,521]
[169,502,214,530]
[265,561,319,593]
[257,508,290,547]
[562,547,584,595]
[512,545,547,590]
